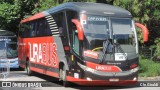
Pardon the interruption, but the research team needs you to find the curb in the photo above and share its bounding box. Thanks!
[138,76,160,81]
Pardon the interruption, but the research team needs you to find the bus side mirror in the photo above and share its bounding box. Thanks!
[71,19,84,41]
[135,23,149,42]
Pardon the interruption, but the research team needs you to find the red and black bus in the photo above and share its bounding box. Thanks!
[18,2,149,86]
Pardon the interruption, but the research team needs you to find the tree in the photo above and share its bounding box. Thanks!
[32,0,96,14]
[32,0,57,14]
[0,0,36,33]
[0,0,97,32]
[0,1,20,32]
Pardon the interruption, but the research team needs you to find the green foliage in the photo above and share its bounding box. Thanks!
[153,38,160,56]
[0,1,20,32]
[150,38,160,61]
[16,0,36,18]
[0,0,97,32]
[139,56,160,77]
[0,0,35,32]
[32,0,57,14]
[0,0,14,4]
[136,27,144,44]
[32,0,96,14]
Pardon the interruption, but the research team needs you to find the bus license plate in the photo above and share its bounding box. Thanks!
[109,78,119,82]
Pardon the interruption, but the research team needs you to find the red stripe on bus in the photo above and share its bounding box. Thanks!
[21,12,45,23]
[86,61,121,72]
[46,70,59,78]
[30,66,58,78]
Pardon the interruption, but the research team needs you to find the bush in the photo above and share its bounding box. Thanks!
[139,56,160,77]
[151,38,160,62]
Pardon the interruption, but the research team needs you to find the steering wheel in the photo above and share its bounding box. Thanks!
[92,47,103,51]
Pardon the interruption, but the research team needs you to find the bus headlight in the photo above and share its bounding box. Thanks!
[133,77,137,81]
[86,77,92,81]
[130,67,139,73]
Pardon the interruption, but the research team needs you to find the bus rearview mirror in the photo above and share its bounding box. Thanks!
[135,23,149,42]
[71,19,84,41]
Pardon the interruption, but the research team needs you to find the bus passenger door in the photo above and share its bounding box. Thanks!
[66,11,83,66]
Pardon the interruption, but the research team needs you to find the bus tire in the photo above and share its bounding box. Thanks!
[61,65,70,87]
[26,60,33,76]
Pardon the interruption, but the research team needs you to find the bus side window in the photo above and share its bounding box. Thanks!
[29,23,34,37]
[52,12,65,36]
[44,19,52,36]
[23,23,30,38]
[37,20,41,36]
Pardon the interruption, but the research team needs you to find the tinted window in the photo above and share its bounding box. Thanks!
[19,18,52,38]
[36,18,52,37]
[52,12,65,36]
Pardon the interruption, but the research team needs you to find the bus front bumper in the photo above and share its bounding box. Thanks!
[66,76,138,86]
[67,62,139,86]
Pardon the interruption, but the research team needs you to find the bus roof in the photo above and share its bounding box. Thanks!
[0,30,16,36]
[47,2,132,17]
[21,2,132,23]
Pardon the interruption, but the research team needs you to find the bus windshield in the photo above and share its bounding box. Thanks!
[111,18,136,54]
[112,18,134,45]
[0,41,6,57]
[82,15,110,51]
[82,15,136,59]
[6,43,18,58]
[0,37,17,58]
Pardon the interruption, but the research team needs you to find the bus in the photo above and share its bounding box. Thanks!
[0,30,18,68]
[18,2,149,86]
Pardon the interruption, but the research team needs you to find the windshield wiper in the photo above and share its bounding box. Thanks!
[99,39,113,63]
[7,47,15,58]
[99,40,127,63]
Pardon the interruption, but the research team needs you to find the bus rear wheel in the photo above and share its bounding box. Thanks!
[26,60,33,76]
[60,65,70,87]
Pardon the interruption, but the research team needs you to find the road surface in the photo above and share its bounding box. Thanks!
[0,69,160,90]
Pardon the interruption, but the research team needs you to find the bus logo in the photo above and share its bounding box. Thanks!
[28,42,58,67]
[83,50,98,59]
